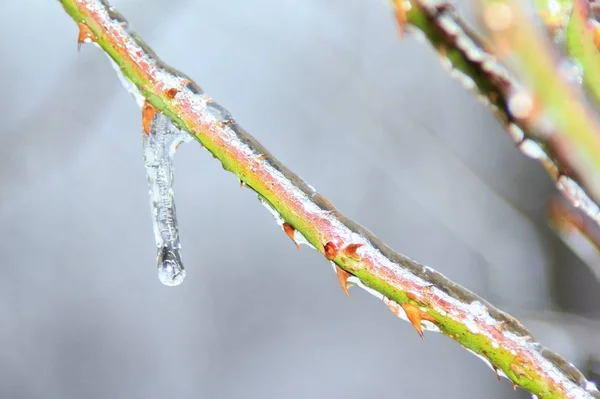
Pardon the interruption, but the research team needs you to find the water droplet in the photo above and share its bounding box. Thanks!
[508,90,534,119]
[519,139,545,160]
[157,246,186,286]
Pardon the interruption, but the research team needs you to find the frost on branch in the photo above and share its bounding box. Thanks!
[59,0,600,396]
[143,110,190,286]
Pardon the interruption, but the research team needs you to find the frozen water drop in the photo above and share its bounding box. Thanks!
[157,246,186,286]
[508,90,534,119]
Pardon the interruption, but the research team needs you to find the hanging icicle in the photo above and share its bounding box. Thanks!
[142,106,190,286]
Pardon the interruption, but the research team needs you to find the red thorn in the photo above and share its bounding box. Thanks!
[593,23,600,50]
[401,303,437,339]
[256,154,267,161]
[393,0,408,38]
[77,22,96,51]
[282,223,299,250]
[344,243,363,261]
[142,100,158,135]
[493,367,501,381]
[324,242,338,260]
[164,88,179,99]
[335,266,352,296]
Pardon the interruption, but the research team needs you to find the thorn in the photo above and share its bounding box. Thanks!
[324,242,338,260]
[493,367,501,381]
[594,23,600,49]
[344,243,364,261]
[256,154,267,161]
[282,222,300,250]
[164,88,179,99]
[239,180,246,188]
[392,0,408,38]
[401,302,437,339]
[77,22,96,51]
[142,100,158,135]
[335,265,352,296]
[385,298,402,317]
[513,384,517,391]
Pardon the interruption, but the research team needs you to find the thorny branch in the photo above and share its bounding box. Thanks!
[58,0,599,397]
[395,0,600,233]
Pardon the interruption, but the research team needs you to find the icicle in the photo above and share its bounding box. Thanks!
[143,112,191,286]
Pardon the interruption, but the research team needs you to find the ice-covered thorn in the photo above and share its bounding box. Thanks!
[282,222,300,250]
[164,88,179,99]
[493,367,501,381]
[335,265,352,296]
[401,302,437,339]
[344,243,363,261]
[385,297,403,317]
[77,22,96,51]
[142,100,158,135]
[392,0,408,38]
[324,241,339,260]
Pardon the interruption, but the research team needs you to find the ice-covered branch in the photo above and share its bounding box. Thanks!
[395,0,600,229]
[58,0,599,397]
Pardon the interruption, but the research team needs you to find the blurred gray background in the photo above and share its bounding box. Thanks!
[1,0,599,398]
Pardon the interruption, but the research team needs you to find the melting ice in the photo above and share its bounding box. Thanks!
[143,112,190,286]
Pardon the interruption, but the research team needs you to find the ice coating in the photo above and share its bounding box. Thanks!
[143,112,190,286]
[61,0,600,396]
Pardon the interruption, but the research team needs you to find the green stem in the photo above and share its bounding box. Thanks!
[58,0,598,397]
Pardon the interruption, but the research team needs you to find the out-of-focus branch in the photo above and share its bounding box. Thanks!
[58,0,599,397]
[480,0,600,211]
[548,196,600,280]
[396,1,600,229]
